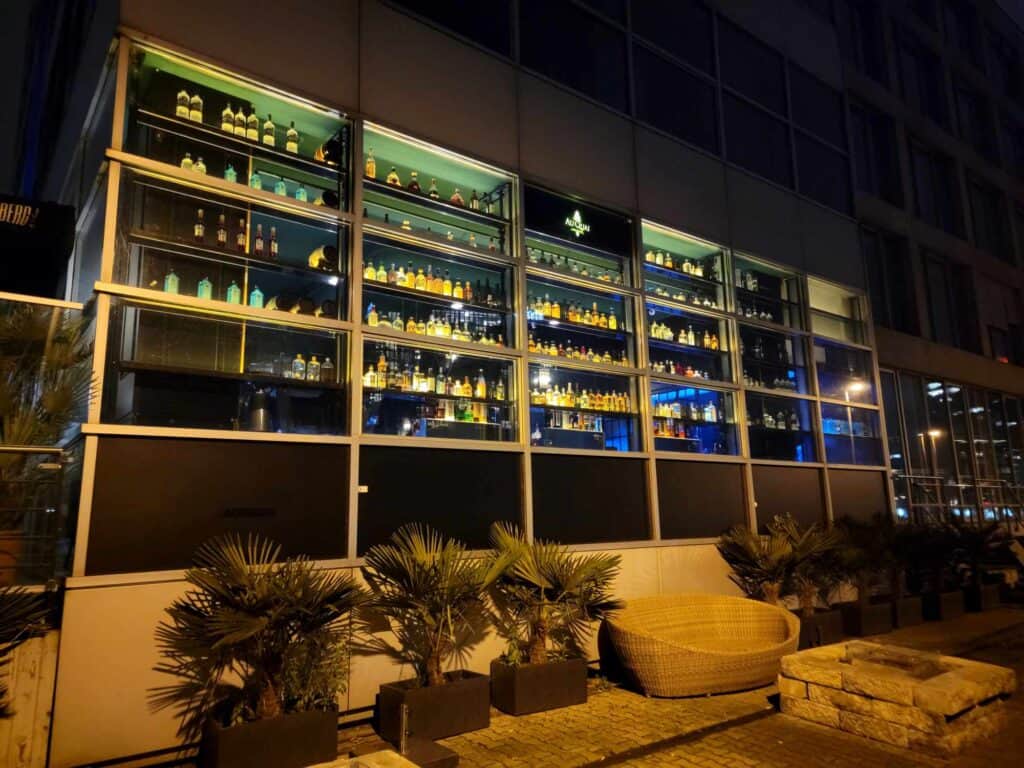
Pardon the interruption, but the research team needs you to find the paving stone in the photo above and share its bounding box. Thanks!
[777,675,808,699]
[780,695,841,727]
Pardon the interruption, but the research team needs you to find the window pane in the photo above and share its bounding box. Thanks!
[633,43,718,154]
[814,339,876,403]
[630,0,714,74]
[1003,111,1024,179]
[967,387,997,479]
[753,465,825,530]
[724,94,793,187]
[950,263,980,353]
[943,0,981,66]
[924,255,956,346]
[948,383,974,481]
[389,0,512,57]
[954,82,996,161]
[796,133,852,213]
[923,380,958,486]
[850,101,903,206]
[988,391,1015,484]
[899,373,930,473]
[657,461,746,539]
[967,174,1010,258]
[821,403,883,465]
[910,140,962,236]
[830,469,890,523]
[835,0,888,84]
[789,65,846,147]
[896,27,948,127]
[718,19,786,114]
[580,0,625,23]
[746,393,817,461]
[520,0,629,112]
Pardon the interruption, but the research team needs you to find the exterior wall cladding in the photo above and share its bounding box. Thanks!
[42,0,1023,765]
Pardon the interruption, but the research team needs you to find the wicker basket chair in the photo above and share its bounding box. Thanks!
[605,594,800,697]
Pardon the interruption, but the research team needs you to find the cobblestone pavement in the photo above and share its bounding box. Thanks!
[337,608,1024,768]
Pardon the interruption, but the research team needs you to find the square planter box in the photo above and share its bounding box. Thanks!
[377,670,490,744]
[199,710,336,768]
[839,600,894,637]
[490,658,588,715]
[922,591,965,622]
[891,595,924,628]
[964,583,1002,612]
[795,608,844,649]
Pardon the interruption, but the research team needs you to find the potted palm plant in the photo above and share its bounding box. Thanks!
[150,534,363,768]
[715,523,792,604]
[950,517,1006,612]
[486,523,621,715]
[361,524,508,744]
[835,514,895,636]
[772,515,844,648]
[0,585,48,717]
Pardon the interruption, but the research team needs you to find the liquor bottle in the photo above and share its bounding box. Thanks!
[363,261,376,281]
[180,152,193,171]
[475,370,487,399]
[542,294,552,317]
[687,325,696,346]
[249,285,264,308]
[405,316,417,334]
[450,188,465,206]
[194,209,205,242]
[285,122,299,153]
[442,270,453,296]
[789,411,800,431]
[321,357,335,383]
[608,308,618,331]
[164,269,180,294]
[269,227,278,259]
[704,401,717,422]
[305,356,320,382]
[365,148,376,179]
[703,329,711,349]
[468,233,477,248]
[194,156,206,175]
[376,262,387,283]
[598,312,608,329]
[428,178,439,199]
[236,219,247,252]
[214,214,227,248]
[665,252,674,270]
[414,268,427,291]
[254,224,265,257]
[226,281,242,305]
[764,411,775,429]
[495,378,505,401]
[710,333,719,351]
[407,171,421,193]
[386,167,401,186]
[230,107,244,139]
[197,277,213,300]
[221,103,234,132]
[366,303,378,326]
[250,171,262,190]
[246,106,259,141]
[292,354,306,379]
[774,411,786,430]
[259,114,275,147]
[176,88,190,119]
[274,178,287,196]
[453,281,464,299]
[470,190,480,210]
[224,164,237,183]
[189,92,203,123]
[551,299,561,320]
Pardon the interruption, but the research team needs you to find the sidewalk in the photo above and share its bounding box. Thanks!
[337,606,1024,768]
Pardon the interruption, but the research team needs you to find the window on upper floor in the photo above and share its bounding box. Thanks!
[909,0,938,28]
[789,64,846,148]
[1002,110,1024,179]
[580,0,626,24]
[796,0,834,21]
[895,26,949,127]
[630,0,714,76]
[953,79,997,162]
[519,0,629,113]
[909,138,963,237]
[862,227,918,335]
[835,0,889,85]
[718,17,787,116]
[966,173,1012,260]
[923,252,981,352]
[850,100,904,206]
[632,42,719,154]
[796,133,852,213]
[943,0,982,67]
[723,92,793,188]
[987,26,1024,105]
[388,0,513,57]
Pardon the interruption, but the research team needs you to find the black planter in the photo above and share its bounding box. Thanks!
[795,608,845,649]
[922,590,965,621]
[198,710,336,768]
[490,658,588,715]
[378,670,490,744]
[839,599,894,637]
[964,583,1002,612]
[891,595,924,628]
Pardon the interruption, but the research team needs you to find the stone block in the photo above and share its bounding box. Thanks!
[780,695,841,727]
[777,676,808,699]
[841,661,915,705]
[808,684,939,733]
[908,702,1008,757]
[913,672,988,716]
[838,710,910,748]
[780,650,844,689]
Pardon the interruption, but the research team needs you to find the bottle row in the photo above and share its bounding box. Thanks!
[160,269,335,316]
[742,370,800,391]
[365,150,497,215]
[649,360,716,380]
[643,250,719,281]
[246,352,337,383]
[362,261,504,307]
[653,401,721,422]
[526,295,621,330]
[527,246,623,285]
[179,156,335,206]
[647,283,720,309]
[527,336,629,367]
[362,354,506,402]
[529,384,632,414]
[748,410,802,431]
[365,306,505,347]
[649,321,721,350]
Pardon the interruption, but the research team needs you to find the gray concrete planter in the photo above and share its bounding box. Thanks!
[490,658,588,715]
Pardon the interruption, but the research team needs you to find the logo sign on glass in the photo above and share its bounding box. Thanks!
[564,210,591,239]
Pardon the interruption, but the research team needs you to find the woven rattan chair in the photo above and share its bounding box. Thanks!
[605,594,800,697]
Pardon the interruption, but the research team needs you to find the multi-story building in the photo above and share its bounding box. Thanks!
[1,1,1020,765]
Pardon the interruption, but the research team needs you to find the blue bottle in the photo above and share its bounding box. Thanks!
[224,164,237,183]
[295,185,308,202]
[163,269,180,294]
[226,281,241,305]
[250,172,262,190]
[249,285,264,308]
[197,277,213,300]
[274,179,287,196]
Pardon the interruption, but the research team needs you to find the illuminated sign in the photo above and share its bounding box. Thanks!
[564,210,591,238]
[0,202,40,228]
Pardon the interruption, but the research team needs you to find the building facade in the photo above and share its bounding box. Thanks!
[8,0,1018,765]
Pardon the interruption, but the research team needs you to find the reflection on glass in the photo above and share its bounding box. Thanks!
[948,383,974,481]
[361,341,515,442]
[987,391,1014,484]
[650,381,737,454]
[821,403,883,465]
[967,387,997,479]
[923,380,957,485]
[813,339,876,403]
[647,303,731,382]
[104,301,346,433]
[745,393,816,461]
[527,237,625,286]
[733,255,803,328]
[528,364,639,452]
[1005,397,1024,486]
[739,324,807,393]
